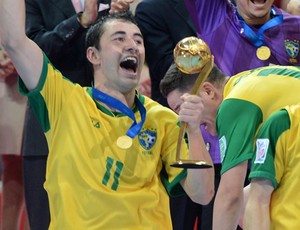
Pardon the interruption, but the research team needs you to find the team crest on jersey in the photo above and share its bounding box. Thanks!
[138,128,157,150]
[254,138,269,164]
[284,39,299,63]
[219,136,227,163]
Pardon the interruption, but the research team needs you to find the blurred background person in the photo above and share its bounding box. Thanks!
[0,44,29,230]
[135,0,196,106]
[185,0,300,76]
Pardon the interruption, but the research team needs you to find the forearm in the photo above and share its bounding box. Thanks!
[0,0,26,47]
[213,188,244,230]
[182,128,214,205]
[244,201,270,230]
[213,162,248,230]
[109,0,134,13]
[0,0,43,90]
[243,179,273,230]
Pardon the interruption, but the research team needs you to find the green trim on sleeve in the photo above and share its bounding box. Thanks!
[18,52,49,95]
[217,99,263,175]
[249,109,290,189]
[18,52,50,132]
[160,167,187,197]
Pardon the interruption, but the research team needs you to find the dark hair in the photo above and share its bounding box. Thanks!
[160,62,226,97]
[86,11,138,50]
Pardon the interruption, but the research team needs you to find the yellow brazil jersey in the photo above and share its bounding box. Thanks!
[19,53,188,229]
[250,104,300,229]
[216,65,300,174]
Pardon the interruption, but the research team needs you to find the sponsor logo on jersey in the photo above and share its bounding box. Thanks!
[219,136,226,163]
[91,118,100,128]
[284,39,299,63]
[254,138,269,164]
[138,128,157,150]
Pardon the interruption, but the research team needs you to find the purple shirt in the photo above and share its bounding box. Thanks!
[200,125,221,164]
[185,0,300,76]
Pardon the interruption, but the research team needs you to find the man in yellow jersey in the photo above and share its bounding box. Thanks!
[0,1,215,229]
[159,62,300,229]
[244,103,300,229]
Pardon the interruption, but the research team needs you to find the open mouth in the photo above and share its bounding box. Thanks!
[250,0,267,4]
[120,57,138,73]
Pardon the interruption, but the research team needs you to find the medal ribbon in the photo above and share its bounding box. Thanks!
[92,87,146,139]
[237,7,283,47]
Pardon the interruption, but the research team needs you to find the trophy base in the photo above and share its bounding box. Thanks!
[171,160,213,169]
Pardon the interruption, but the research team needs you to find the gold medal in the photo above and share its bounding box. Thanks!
[256,46,271,61]
[117,135,133,149]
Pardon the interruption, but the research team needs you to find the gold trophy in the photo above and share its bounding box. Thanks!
[171,36,214,169]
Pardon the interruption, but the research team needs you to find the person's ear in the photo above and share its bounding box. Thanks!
[202,82,216,98]
[86,47,101,65]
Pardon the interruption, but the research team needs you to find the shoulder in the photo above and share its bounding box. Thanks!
[258,108,290,139]
[143,96,177,117]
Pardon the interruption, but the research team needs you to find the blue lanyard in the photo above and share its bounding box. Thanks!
[237,7,283,47]
[92,87,146,138]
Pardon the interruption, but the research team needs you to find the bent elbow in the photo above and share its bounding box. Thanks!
[190,187,215,205]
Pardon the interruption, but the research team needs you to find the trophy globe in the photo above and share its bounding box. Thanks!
[173,36,212,74]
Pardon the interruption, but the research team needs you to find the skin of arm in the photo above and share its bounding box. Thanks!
[213,161,248,230]
[0,0,43,91]
[109,0,134,13]
[237,184,250,228]
[178,93,215,205]
[79,0,99,28]
[243,179,273,230]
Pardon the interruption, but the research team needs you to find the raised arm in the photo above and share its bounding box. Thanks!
[179,93,215,205]
[0,0,43,90]
[25,0,100,61]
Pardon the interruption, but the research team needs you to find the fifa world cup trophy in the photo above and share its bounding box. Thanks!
[171,36,214,168]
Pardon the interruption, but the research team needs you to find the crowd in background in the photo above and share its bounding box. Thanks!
[1,0,300,229]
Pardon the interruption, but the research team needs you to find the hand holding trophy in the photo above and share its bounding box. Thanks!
[171,36,214,169]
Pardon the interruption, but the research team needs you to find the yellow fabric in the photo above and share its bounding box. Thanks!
[218,65,300,174]
[224,65,300,120]
[21,55,188,229]
[270,104,300,229]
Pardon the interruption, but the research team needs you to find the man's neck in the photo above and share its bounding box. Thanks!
[94,86,136,110]
[244,14,272,26]
[237,7,273,26]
